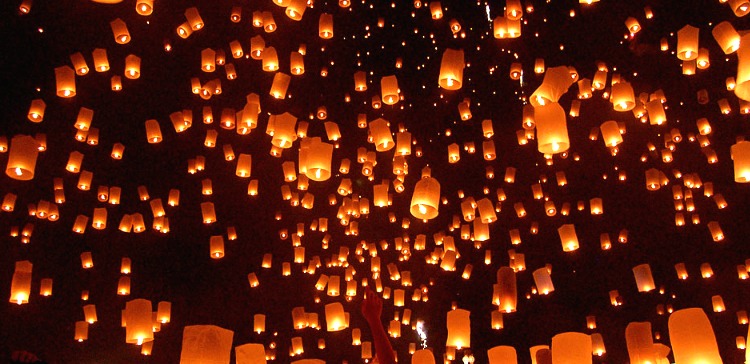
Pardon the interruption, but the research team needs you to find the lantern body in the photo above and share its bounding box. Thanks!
[412,349,436,364]
[381,75,400,105]
[270,72,291,99]
[446,309,471,349]
[677,25,699,61]
[235,343,267,364]
[557,224,579,252]
[712,21,740,54]
[325,302,347,331]
[496,266,517,312]
[9,260,32,304]
[487,345,517,364]
[732,141,750,182]
[625,322,658,363]
[410,177,440,220]
[180,325,234,364]
[534,103,569,154]
[438,48,464,90]
[125,299,153,345]
[6,135,38,180]
[668,308,722,364]
[551,332,592,364]
[530,66,575,107]
[55,66,76,97]
[533,267,554,294]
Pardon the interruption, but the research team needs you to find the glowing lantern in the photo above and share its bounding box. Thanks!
[530,346,550,364]
[632,264,656,292]
[55,66,76,97]
[600,120,623,147]
[625,17,640,33]
[712,21,740,54]
[729,0,750,16]
[236,343,267,364]
[677,25,699,61]
[646,99,666,125]
[144,119,162,143]
[184,7,204,30]
[262,47,279,71]
[496,267,517,312]
[209,236,224,259]
[534,102,569,154]
[110,18,130,44]
[124,54,141,79]
[530,66,574,107]
[124,299,153,345]
[707,221,724,241]
[381,75,400,105]
[74,321,88,342]
[201,48,216,72]
[180,325,234,363]
[551,332,592,364]
[446,309,470,349]
[410,169,440,220]
[668,308,722,363]
[201,202,216,224]
[27,99,45,123]
[6,135,38,180]
[268,112,297,148]
[253,314,265,333]
[325,302,347,331]
[487,346,517,363]
[533,267,554,294]
[290,52,304,75]
[270,72,291,99]
[9,260,32,305]
[712,295,726,312]
[430,1,443,19]
[611,81,635,111]
[136,0,153,15]
[558,224,579,252]
[319,13,333,39]
[369,118,394,151]
[438,48,464,90]
[286,0,306,20]
[732,141,750,182]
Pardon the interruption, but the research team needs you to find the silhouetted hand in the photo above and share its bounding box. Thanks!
[361,287,382,324]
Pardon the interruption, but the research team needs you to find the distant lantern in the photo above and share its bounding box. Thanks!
[125,298,153,345]
[534,102,570,154]
[286,0,306,20]
[677,24,699,61]
[731,141,750,182]
[270,72,291,99]
[74,321,88,342]
[410,169,440,220]
[509,62,522,80]
[632,264,656,292]
[319,13,333,39]
[55,66,76,97]
[646,99,666,125]
[381,75,400,105]
[325,302,347,331]
[625,17,640,33]
[136,0,153,15]
[446,309,471,349]
[236,153,252,178]
[496,266,517,312]
[180,325,234,364]
[558,224,579,252]
[70,52,89,75]
[438,48,464,90]
[144,119,162,143]
[737,34,750,101]
[110,18,130,44]
[253,314,266,333]
[354,71,367,91]
[200,202,216,224]
[611,81,635,111]
[262,47,279,71]
[9,260,32,305]
[210,236,224,259]
[290,52,304,75]
[6,135,38,180]
[250,36,265,60]
[201,48,216,72]
[712,21,740,54]
[668,308,722,363]
[184,7,204,30]
[551,332,592,364]
[533,267,554,294]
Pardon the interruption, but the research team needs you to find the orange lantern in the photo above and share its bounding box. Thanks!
[438,48,464,90]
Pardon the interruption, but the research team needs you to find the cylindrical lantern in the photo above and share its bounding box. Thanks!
[6,135,38,180]
[9,260,32,304]
[74,321,88,342]
[532,267,554,295]
[534,102,569,154]
[551,332,592,364]
[487,346,517,364]
[496,266,517,312]
[446,309,470,349]
[677,24,699,61]
[381,75,399,105]
[325,302,347,331]
[27,99,45,122]
[55,66,76,97]
[557,224,579,252]
[712,21,740,54]
[319,13,334,39]
[438,48,464,90]
[110,18,131,44]
[668,307,722,363]
[145,119,162,143]
[632,264,656,292]
[529,66,575,107]
[136,0,153,15]
[125,298,153,345]
[410,173,440,220]
[732,141,750,182]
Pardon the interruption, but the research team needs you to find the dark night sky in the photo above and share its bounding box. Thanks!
[1,0,750,363]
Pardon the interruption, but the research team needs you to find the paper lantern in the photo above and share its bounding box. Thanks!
[26,98,46,123]
[446,309,470,349]
[325,302,347,331]
[55,66,76,97]
[184,7,204,30]
[611,81,635,111]
[124,299,153,345]
[209,236,224,259]
[530,345,550,364]
[496,266,517,312]
[430,1,443,19]
[9,260,32,305]
[729,0,750,16]
[300,138,333,181]
[268,112,297,148]
[110,18,130,44]
[319,13,333,39]
[74,321,88,342]
[135,0,153,15]
[712,21,740,54]
[677,24,699,61]
[487,346,517,364]
[438,48,464,90]
[412,349,435,363]
[632,264,656,292]
[253,314,266,333]
[6,135,38,180]
[530,66,575,107]
[732,141,750,182]
[533,267,554,294]
[668,308,722,363]
[551,332,592,364]
[410,170,440,220]
[180,325,234,364]
[625,17,640,33]
[534,102,569,154]
[381,75,400,105]
[557,224,579,252]
[201,202,216,224]
[19,0,32,14]
[236,343,266,364]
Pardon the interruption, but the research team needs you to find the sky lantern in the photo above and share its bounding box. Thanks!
[625,17,640,34]
[532,267,554,294]
[632,264,656,292]
[551,332,592,364]
[729,0,750,16]
[381,75,400,105]
[270,72,291,99]
[446,308,470,349]
[286,0,306,20]
[496,266,517,312]
[262,47,279,71]
[319,13,334,39]
[712,21,740,54]
[180,325,234,364]
[430,1,443,19]
[600,120,623,147]
[558,224,579,252]
[534,102,569,154]
[731,141,750,182]
[410,167,440,220]
[369,118,394,151]
[124,299,153,345]
[290,52,304,75]
[268,112,297,148]
[487,346,517,363]
[677,24,699,61]
[55,66,76,97]
[235,343,267,364]
[736,33,750,101]
[184,7,204,30]
[625,322,658,363]
[530,66,575,107]
[325,302,347,331]
[438,48,464,90]
[110,18,130,44]
[668,308,722,363]
[6,135,39,180]
[135,0,153,16]
[9,260,32,305]
[611,81,635,111]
